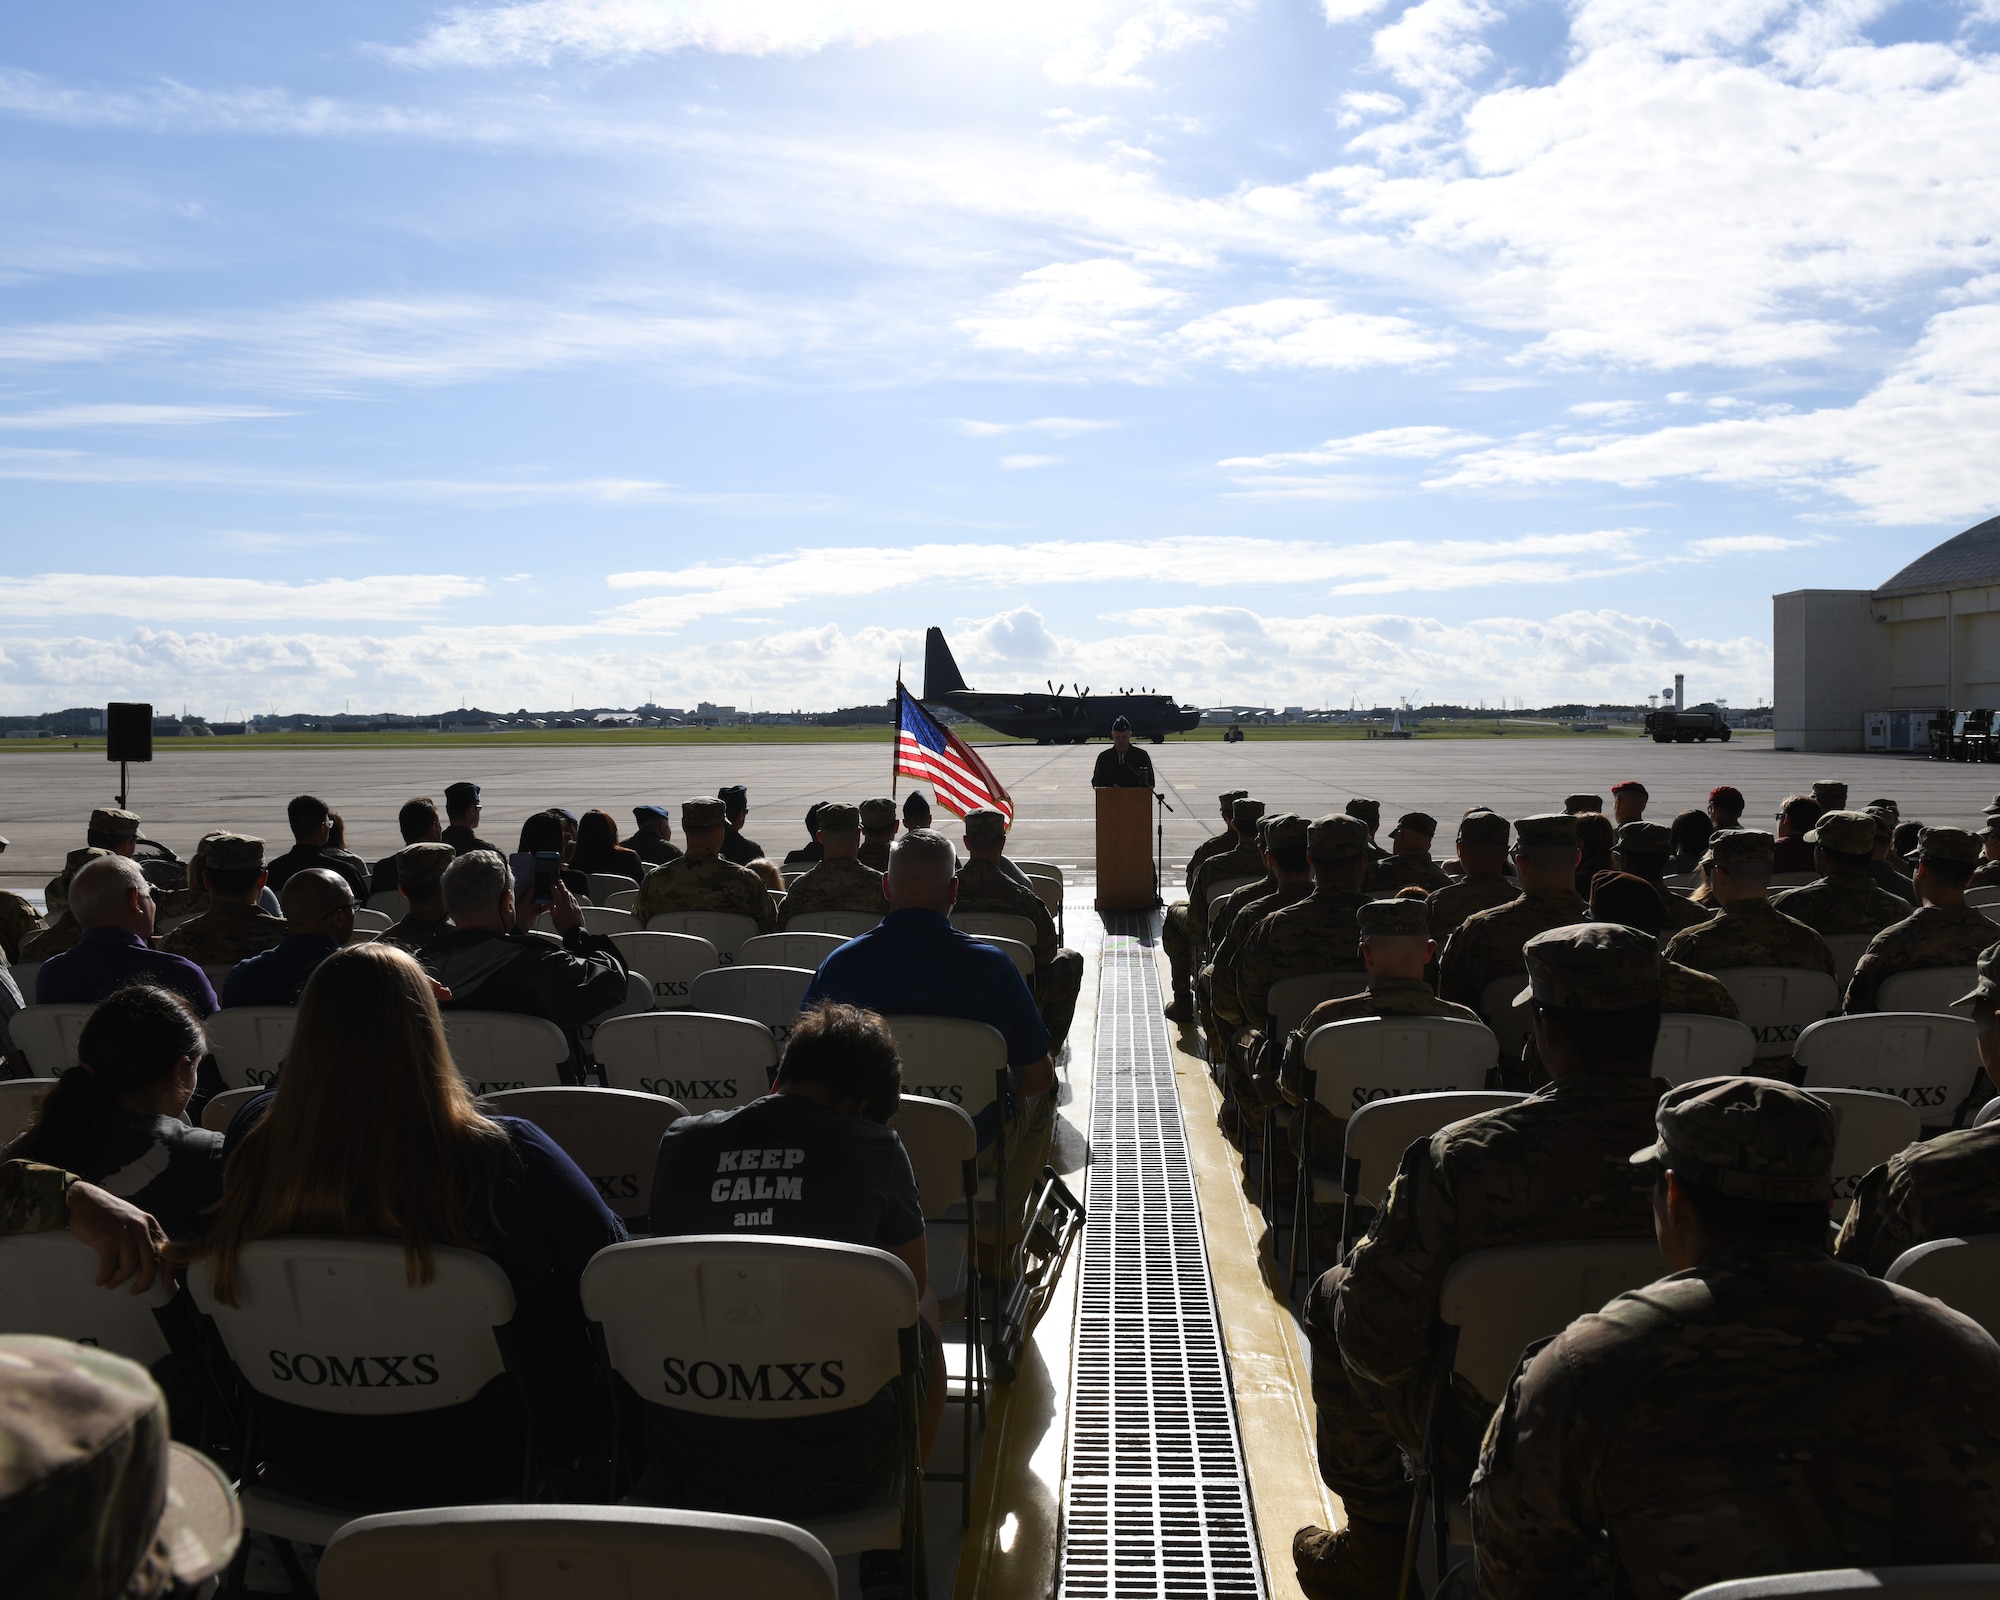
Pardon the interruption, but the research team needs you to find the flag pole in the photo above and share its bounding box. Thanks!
[891,666,901,800]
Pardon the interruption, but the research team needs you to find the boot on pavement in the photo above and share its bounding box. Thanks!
[1293,1519,1419,1600]
[1163,991,1193,1027]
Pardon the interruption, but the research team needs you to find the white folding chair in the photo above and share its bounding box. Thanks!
[1965,886,2000,910]
[1885,1236,2000,1343]
[439,1010,571,1094]
[1796,1013,1983,1131]
[201,965,234,995]
[1651,1013,1759,1086]
[365,891,406,919]
[1025,873,1064,927]
[890,1092,985,1525]
[8,1004,93,1075]
[1205,878,1260,932]
[10,961,40,1000]
[610,931,718,1011]
[318,1506,837,1600]
[1290,1017,1500,1289]
[688,966,815,1048]
[204,1005,298,1089]
[593,1012,778,1112]
[1821,933,1875,989]
[644,911,761,963]
[581,1236,925,1594]
[0,1230,175,1367]
[607,888,640,913]
[1769,871,1816,889]
[189,1239,526,1550]
[785,910,882,939]
[589,873,640,903]
[350,907,393,934]
[536,906,641,937]
[0,1077,58,1144]
[1664,872,1702,891]
[1478,976,1533,1066]
[1710,967,1842,1060]
[968,934,1034,981]
[1335,1091,1522,1258]
[1976,1096,2000,1128]
[1255,971,1370,1213]
[950,911,1037,948]
[200,1085,264,1133]
[739,932,847,971]
[1684,1569,2000,1599]
[480,1086,686,1228]
[1815,1087,1921,1220]
[1012,860,1064,884]
[1876,966,1980,1016]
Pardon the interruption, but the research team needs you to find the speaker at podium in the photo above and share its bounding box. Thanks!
[1094,787,1156,912]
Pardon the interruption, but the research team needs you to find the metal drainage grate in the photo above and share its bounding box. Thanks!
[1058,912,1266,1599]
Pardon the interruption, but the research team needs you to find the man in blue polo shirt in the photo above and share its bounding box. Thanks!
[34,855,216,1016]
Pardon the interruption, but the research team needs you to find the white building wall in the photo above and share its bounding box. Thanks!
[1773,589,1879,751]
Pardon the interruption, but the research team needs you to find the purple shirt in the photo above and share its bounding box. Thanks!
[34,927,218,1016]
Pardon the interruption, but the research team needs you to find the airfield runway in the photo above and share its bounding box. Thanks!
[2,736,1994,890]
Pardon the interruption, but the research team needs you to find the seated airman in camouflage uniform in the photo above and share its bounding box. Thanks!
[631,797,778,935]
[1361,811,1450,895]
[1811,778,1847,811]
[1292,924,1667,1599]
[378,841,457,953]
[1611,819,1711,934]
[1562,791,1603,815]
[1161,789,1247,1023]
[1971,812,2000,889]
[1865,804,1915,902]
[1172,798,1268,1028]
[150,832,228,936]
[1202,816,1311,1056]
[1664,830,1833,966]
[21,807,142,962]
[856,796,899,872]
[1425,809,1517,941]
[1473,1077,2000,1599]
[0,838,47,963]
[1588,873,1738,1020]
[157,834,287,965]
[955,807,1084,1048]
[1344,796,1387,861]
[1767,809,1912,940]
[1845,825,1997,1014]
[777,803,886,928]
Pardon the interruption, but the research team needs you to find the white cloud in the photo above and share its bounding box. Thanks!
[954,416,1118,437]
[1000,453,1063,469]
[1170,297,1455,370]
[0,573,486,621]
[0,404,293,430]
[957,259,1185,357]
[1220,424,1489,468]
[1686,534,1823,556]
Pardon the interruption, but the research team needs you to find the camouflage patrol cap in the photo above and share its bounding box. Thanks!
[1812,780,1848,810]
[1917,825,1980,864]
[961,807,1006,842]
[1344,797,1381,827]
[1358,898,1428,938]
[1513,813,1579,850]
[1804,810,1877,855]
[1562,794,1603,815]
[1390,811,1437,838]
[1262,813,1308,851]
[1518,922,1662,1010]
[1983,813,2000,838]
[88,808,140,839]
[1705,828,1775,867]
[396,841,456,890]
[1218,789,1248,811]
[818,802,862,833]
[1614,821,1671,855]
[1954,944,2000,1008]
[1984,792,2000,817]
[1866,797,1899,818]
[64,846,113,873]
[0,1334,241,1599]
[1457,810,1511,847]
[1307,814,1370,860]
[718,785,748,810]
[0,836,7,854]
[1231,797,1267,830]
[860,797,898,829]
[683,797,727,828]
[203,833,264,872]
[1629,1077,1835,1203]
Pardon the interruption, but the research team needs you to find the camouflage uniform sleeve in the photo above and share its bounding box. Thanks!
[1832,1157,1918,1277]
[1469,1335,1610,1599]
[1334,1134,1461,1393]
[0,1160,75,1234]
[1436,923,1478,1006]
[1211,910,1259,1028]
[1843,945,1886,1013]
[1237,918,1282,1028]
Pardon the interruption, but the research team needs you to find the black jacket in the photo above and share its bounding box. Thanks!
[421,927,630,1074]
[1091,746,1155,789]
[266,843,370,899]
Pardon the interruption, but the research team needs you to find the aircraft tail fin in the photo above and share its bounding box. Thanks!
[923,627,969,698]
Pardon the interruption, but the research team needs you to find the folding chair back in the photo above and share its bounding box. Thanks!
[882,1015,1008,1121]
[610,931,718,1010]
[479,1087,687,1226]
[1267,971,1369,1038]
[969,934,1034,980]
[349,908,394,934]
[1885,1236,2000,1343]
[1012,860,1063,884]
[1663,872,1702,891]
[201,965,235,994]
[9,1004,93,1075]
[318,1506,838,1600]
[1341,1091,1520,1217]
[951,911,1037,948]
[189,1237,517,1415]
[1821,933,1874,988]
[1652,1013,1758,1085]
[589,873,640,903]
[739,932,846,971]
[204,1005,298,1089]
[1681,1567,2000,1598]
[593,1012,778,1111]
[439,1010,570,1095]
[785,910,883,938]
[200,1085,264,1133]
[0,1231,174,1366]
[9,962,40,999]
[644,912,761,963]
[0,1077,58,1145]
[1815,1088,1921,1220]
[606,888,640,913]
[1477,976,1533,1063]
[1769,871,1816,889]
[1796,1013,1982,1130]
[1305,1016,1499,1119]
[891,1094,979,1223]
[1876,966,1979,1016]
[1710,966,1841,1059]
[1205,879,1260,928]
[537,906,641,937]
[365,891,406,919]
[1440,1239,1666,1402]
[1977,1096,2000,1128]
[688,966,815,1047]
[1967,886,2000,910]
[1025,875,1063,920]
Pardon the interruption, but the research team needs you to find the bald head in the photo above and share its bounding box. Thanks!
[886,829,957,914]
[282,867,356,941]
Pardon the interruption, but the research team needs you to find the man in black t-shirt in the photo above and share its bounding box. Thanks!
[644,1002,942,1592]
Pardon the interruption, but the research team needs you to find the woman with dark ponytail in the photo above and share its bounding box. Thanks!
[6,983,222,1240]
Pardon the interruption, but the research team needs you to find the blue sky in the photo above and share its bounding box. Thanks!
[3,0,1998,716]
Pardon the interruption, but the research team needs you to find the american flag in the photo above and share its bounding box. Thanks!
[895,681,1013,825]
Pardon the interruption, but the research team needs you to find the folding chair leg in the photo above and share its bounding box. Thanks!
[1286,1075,1314,1295]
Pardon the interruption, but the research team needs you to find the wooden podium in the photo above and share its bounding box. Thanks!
[1094,787,1156,912]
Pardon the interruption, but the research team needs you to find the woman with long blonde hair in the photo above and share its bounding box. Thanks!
[186,942,623,1496]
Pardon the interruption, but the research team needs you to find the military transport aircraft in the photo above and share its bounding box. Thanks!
[920,627,1202,744]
